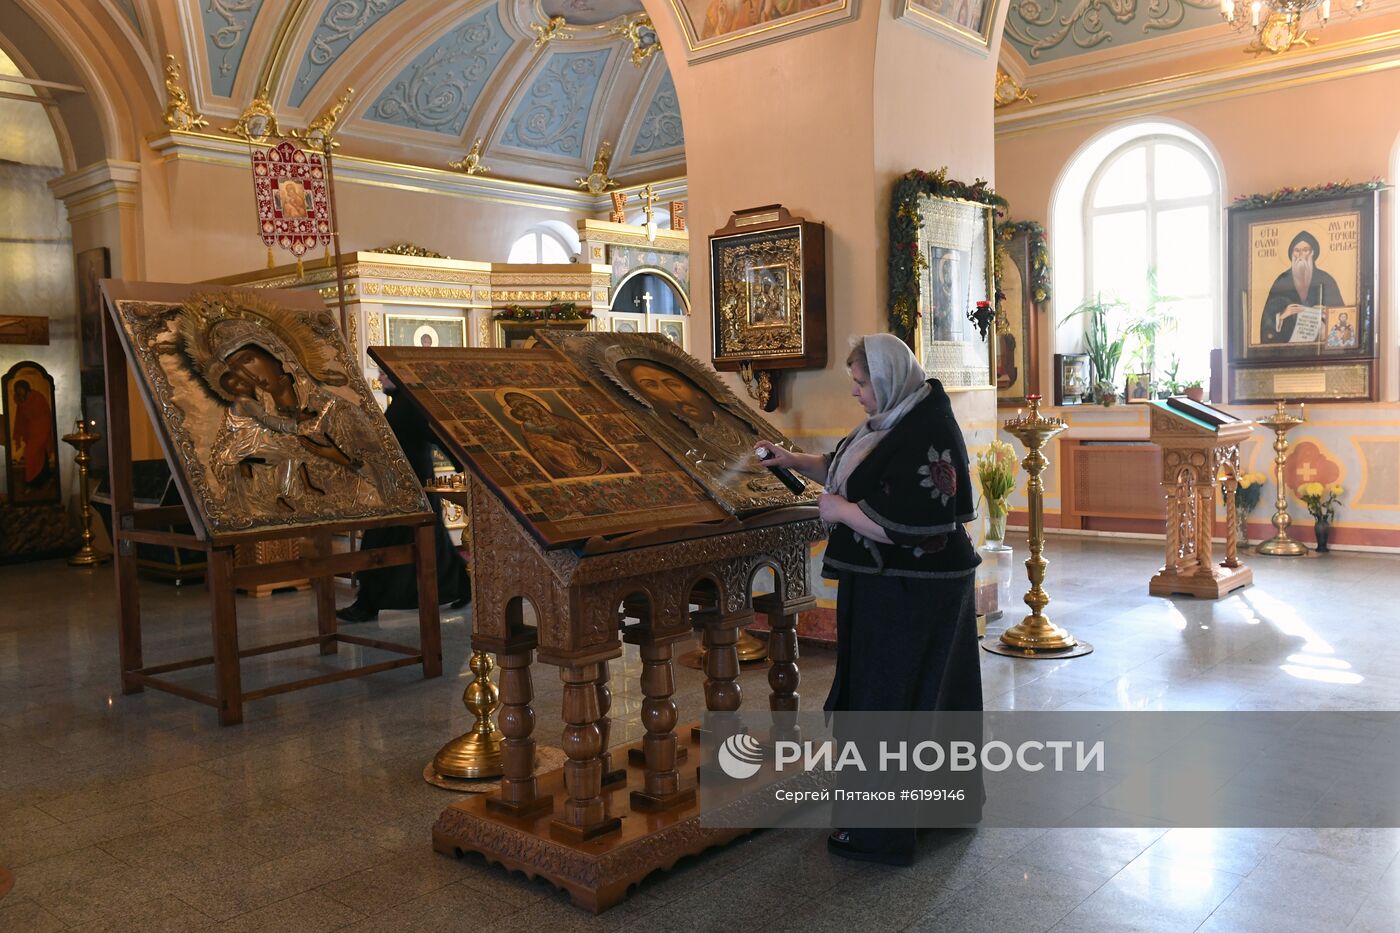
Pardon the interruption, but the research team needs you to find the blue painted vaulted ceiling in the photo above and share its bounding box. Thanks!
[187,0,684,188]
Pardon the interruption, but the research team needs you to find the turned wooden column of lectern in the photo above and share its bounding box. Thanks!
[1148,397,1255,599]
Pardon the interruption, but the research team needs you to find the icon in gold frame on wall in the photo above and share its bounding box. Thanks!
[656,317,687,349]
[667,0,860,63]
[386,314,467,349]
[1054,352,1089,406]
[1225,187,1378,402]
[896,0,997,53]
[3,361,62,506]
[995,225,1042,406]
[912,195,995,389]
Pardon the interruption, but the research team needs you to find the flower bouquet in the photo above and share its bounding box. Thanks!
[1297,482,1343,552]
[976,439,1018,550]
[1223,472,1268,545]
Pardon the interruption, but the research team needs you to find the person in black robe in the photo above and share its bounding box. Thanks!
[336,376,470,622]
[757,333,982,866]
[1259,230,1345,344]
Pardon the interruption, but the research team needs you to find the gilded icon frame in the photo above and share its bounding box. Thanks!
[912,194,996,390]
[894,0,998,53]
[666,0,860,63]
[1226,189,1379,402]
[385,313,468,349]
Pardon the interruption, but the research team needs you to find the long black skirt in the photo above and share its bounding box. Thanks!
[825,570,983,859]
[824,570,983,714]
[354,498,470,611]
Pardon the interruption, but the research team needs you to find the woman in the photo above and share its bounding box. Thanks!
[756,333,983,866]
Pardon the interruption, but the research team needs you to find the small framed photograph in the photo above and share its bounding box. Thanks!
[894,0,997,53]
[1124,372,1153,403]
[1054,352,1090,406]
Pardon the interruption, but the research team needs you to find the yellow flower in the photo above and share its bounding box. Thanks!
[1298,482,1322,499]
[1329,483,1344,497]
[1250,472,1268,485]
[1239,476,1255,489]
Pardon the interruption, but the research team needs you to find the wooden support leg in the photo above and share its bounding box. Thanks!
[487,645,553,819]
[413,523,442,678]
[702,611,744,713]
[311,533,337,656]
[552,662,621,842]
[630,639,694,813]
[114,538,144,694]
[206,547,244,726]
[766,609,800,712]
[595,660,626,790]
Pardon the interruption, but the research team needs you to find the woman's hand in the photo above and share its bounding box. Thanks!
[754,440,797,469]
[818,492,851,525]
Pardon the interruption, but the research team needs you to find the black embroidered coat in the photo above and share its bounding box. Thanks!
[821,379,981,580]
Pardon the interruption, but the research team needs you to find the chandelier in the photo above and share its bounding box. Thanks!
[1220,0,1363,52]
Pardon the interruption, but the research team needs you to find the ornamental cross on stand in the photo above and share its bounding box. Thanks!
[637,183,658,242]
[641,290,654,313]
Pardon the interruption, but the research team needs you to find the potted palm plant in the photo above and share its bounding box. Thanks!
[1060,294,1130,405]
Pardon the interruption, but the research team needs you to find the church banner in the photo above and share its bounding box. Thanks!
[251,140,332,260]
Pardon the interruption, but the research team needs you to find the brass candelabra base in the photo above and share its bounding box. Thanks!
[68,543,110,567]
[1256,534,1308,557]
[428,648,504,783]
[999,613,1077,651]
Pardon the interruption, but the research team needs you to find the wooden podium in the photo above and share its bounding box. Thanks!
[372,334,823,911]
[1148,397,1254,599]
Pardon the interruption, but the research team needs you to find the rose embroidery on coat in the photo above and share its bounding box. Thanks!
[918,446,957,504]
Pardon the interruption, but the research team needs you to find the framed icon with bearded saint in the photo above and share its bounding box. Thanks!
[1226,186,1379,402]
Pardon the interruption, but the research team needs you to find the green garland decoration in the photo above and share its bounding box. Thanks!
[994,218,1050,307]
[888,168,1006,341]
[493,301,593,322]
[1232,179,1385,210]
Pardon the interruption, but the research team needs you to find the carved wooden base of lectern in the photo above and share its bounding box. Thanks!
[1149,564,1253,599]
[432,724,743,913]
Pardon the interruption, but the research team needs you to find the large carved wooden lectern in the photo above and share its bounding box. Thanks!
[371,332,823,912]
[1148,397,1254,599]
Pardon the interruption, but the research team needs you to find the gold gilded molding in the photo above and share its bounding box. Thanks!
[575,141,618,194]
[366,311,382,342]
[994,68,1034,108]
[530,15,568,47]
[612,13,662,66]
[221,88,281,142]
[449,138,491,176]
[491,289,593,302]
[162,55,208,131]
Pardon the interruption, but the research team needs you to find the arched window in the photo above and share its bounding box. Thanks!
[1053,122,1223,390]
[507,224,575,263]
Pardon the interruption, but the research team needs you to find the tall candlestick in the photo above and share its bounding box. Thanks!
[1256,401,1307,557]
[61,419,109,567]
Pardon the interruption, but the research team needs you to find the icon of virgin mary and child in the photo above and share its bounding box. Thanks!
[177,301,389,517]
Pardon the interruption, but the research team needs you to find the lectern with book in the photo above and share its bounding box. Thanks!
[370,330,823,912]
[1147,396,1254,599]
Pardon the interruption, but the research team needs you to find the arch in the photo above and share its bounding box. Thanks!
[612,266,691,314]
[1050,118,1224,388]
[747,558,782,600]
[8,0,160,165]
[507,221,580,263]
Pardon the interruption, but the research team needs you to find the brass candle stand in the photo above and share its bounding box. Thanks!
[983,396,1092,659]
[61,419,109,567]
[1256,400,1308,557]
[429,648,506,783]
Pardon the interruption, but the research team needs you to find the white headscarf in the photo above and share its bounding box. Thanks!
[826,334,930,497]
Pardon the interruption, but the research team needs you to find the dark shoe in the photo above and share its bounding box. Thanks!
[826,830,915,867]
[335,602,378,623]
[447,577,472,609]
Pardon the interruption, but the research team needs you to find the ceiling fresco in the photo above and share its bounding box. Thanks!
[183,0,683,187]
[1002,0,1225,62]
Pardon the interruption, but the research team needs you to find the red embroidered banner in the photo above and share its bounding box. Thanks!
[251,140,331,258]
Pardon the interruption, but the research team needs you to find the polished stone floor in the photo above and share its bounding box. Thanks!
[1,535,1398,932]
